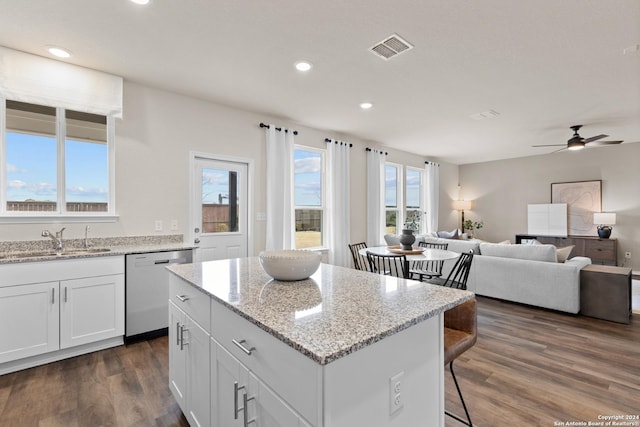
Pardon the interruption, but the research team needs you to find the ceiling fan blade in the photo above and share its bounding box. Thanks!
[586,140,623,146]
[532,144,566,147]
[582,134,608,143]
[551,147,566,153]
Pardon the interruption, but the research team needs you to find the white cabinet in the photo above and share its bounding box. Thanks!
[211,339,307,427]
[0,281,59,364]
[0,256,125,373]
[60,274,124,348]
[169,298,210,427]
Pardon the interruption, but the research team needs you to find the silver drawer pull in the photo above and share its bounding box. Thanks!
[176,294,189,302]
[243,392,256,426]
[176,322,181,346]
[180,325,188,350]
[234,382,245,420]
[232,339,256,356]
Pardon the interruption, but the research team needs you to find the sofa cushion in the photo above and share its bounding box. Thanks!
[479,242,557,262]
[384,234,400,246]
[556,245,575,263]
[424,237,481,254]
[437,229,459,239]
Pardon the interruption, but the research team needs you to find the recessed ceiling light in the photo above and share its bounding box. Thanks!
[295,61,312,72]
[360,102,373,110]
[47,46,71,58]
[130,0,150,4]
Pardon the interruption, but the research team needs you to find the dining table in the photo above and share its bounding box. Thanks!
[358,245,460,278]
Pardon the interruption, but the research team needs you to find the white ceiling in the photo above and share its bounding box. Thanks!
[1,0,639,165]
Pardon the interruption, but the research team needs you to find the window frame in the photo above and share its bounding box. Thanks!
[0,97,117,223]
[293,144,326,250]
[385,162,403,235]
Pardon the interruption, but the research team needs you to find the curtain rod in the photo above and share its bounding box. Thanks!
[365,147,388,155]
[260,122,298,135]
[324,138,353,147]
[425,161,439,165]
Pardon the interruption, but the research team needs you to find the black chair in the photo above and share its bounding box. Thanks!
[348,242,369,271]
[410,241,449,281]
[365,251,409,279]
[425,251,474,290]
[444,298,477,426]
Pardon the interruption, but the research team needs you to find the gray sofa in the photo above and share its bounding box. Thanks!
[384,234,591,313]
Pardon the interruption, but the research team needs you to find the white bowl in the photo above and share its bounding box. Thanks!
[259,250,321,281]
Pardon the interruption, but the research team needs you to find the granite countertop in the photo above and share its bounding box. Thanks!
[0,235,194,264]
[167,257,474,365]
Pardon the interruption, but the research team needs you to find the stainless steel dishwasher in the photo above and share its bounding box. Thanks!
[125,249,192,343]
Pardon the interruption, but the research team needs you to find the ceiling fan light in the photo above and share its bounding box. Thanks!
[567,140,585,151]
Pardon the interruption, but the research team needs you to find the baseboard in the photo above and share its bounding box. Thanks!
[0,336,123,375]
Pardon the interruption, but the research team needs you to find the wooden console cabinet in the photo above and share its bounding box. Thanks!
[515,234,617,265]
[579,265,632,324]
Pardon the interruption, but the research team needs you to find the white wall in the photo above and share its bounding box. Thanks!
[0,81,459,256]
[459,143,640,270]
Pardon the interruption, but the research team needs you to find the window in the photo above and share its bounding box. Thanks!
[293,147,324,249]
[385,164,400,234]
[405,167,423,233]
[2,99,114,217]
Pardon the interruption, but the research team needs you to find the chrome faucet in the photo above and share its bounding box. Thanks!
[42,227,66,251]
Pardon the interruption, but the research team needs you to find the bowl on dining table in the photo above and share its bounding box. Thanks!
[259,250,321,281]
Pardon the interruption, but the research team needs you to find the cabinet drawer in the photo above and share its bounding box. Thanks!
[211,301,319,423]
[585,240,615,261]
[169,275,211,332]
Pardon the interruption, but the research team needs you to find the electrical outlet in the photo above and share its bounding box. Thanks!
[171,220,178,231]
[155,220,163,232]
[625,252,631,259]
[389,371,404,415]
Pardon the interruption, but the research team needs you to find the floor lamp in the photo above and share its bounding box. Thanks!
[453,200,472,232]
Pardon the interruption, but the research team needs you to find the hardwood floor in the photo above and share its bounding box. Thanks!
[0,296,637,426]
[445,297,640,426]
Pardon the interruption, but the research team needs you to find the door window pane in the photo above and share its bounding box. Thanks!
[201,168,239,233]
[5,101,57,211]
[65,110,108,212]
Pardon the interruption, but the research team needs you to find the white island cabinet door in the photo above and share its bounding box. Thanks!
[211,339,246,427]
[186,315,210,427]
[0,282,60,364]
[169,301,188,410]
[59,274,124,349]
[249,371,301,427]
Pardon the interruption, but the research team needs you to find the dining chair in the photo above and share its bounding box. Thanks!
[410,242,449,281]
[365,251,409,279]
[424,251,474,290]
[348,242,369,271]
[443,297,477,426]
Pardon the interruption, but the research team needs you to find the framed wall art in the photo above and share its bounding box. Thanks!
[551,180,602,236]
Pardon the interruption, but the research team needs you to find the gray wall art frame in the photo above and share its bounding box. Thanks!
[551,180,602,236]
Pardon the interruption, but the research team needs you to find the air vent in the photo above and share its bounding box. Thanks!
[370,34,413,60]
[469,110,500,120]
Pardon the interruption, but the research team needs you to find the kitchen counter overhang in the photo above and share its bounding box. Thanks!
[167,257,474,365]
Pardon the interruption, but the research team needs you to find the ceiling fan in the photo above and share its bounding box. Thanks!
[533,125,623,152]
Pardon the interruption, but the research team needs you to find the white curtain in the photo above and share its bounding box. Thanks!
[366,149,386,246]
[326,140,351,266]
[0,46,123,117]
[265,126,295,250]
[424,161,440,233]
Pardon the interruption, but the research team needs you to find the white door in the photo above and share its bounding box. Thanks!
[191,154,250,263]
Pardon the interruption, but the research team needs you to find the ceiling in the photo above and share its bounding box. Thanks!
[0,0,639,165]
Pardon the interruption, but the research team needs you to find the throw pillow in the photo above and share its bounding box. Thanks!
[556,245,575,263]
[437,229,459,239]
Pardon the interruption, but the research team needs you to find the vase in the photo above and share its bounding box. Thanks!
[399,229,416,250]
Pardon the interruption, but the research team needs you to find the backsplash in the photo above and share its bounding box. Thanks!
[0,234,184,253]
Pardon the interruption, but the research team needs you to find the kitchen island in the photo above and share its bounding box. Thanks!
[167,257,474,427]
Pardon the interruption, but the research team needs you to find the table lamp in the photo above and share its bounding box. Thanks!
[593,212,616,239]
